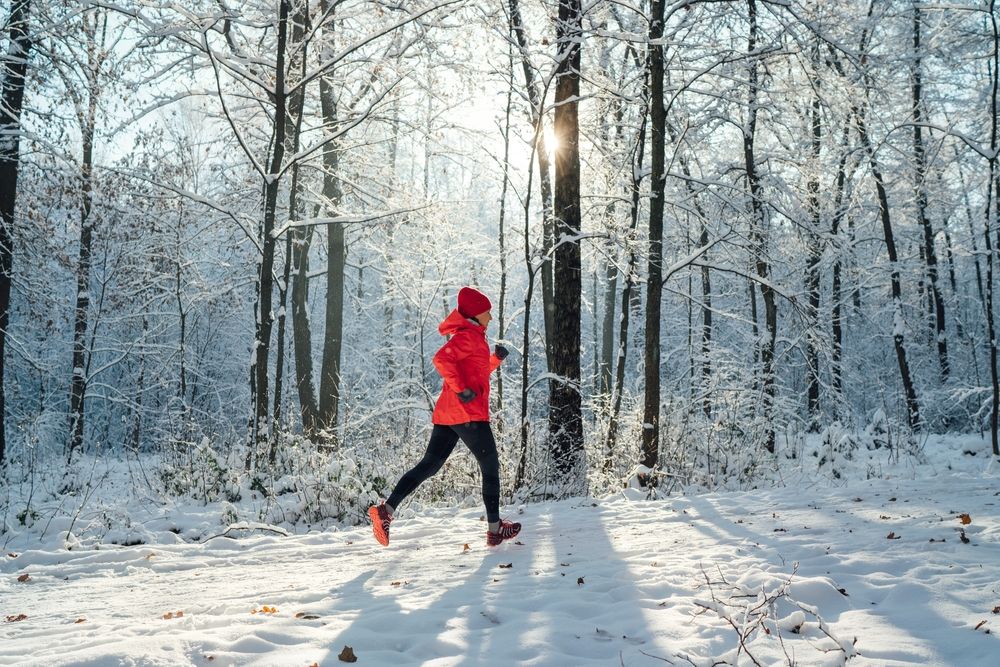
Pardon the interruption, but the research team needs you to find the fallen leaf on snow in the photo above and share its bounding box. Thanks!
[577,577,585,585]
[958,513,972,525]
[7,553,17,558]
[16,573,29,582]
[974,620,988,631]
[992,606,1000,614]
[5,614,27,623]
[498,563,512,569]
[462,543,470,552]
[338,645,358,662]
[295,612,321,620]
[886,532,900,540]
[960,530,971,544]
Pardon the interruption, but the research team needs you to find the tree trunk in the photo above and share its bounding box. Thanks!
[639,0,666,471]
[68,12,103,458]
[805,43,822,430]
[830,125,852,404]
[315,3,346,443]
[854,105,921,430]
[548,0,584,482]
[984,0,999,455]
[0,0,33,468]
[251,0,290,453]
[606,65,649,469]
[911,3,949,382]
[271,2,309,461]
[744,0,777,453]
[508,0,556,376]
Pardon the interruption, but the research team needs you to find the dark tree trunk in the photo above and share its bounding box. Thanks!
[911,4,949,382]
[271,2,309,461]
[0,0,32,468]
[548,0,584,481]
[855,106,921,430]
[316,0,345,441]
[68,13,104,458]
[251,0,290,452]
[805,44,822,430]
[744,0,777,453]
[984,0,999,455]
[640,0,666,471]
[830,125,852,404]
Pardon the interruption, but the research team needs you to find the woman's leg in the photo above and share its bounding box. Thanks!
[385,425,459,512]
[452,422,501,525]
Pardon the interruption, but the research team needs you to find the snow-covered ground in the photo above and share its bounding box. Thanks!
[2,435,999,666]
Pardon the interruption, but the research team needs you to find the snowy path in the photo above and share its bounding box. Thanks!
[2,474,998,666]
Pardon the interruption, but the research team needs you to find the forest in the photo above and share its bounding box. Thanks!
[1,0,999,520]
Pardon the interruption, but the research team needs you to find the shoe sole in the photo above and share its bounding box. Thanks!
[369,506,390,546]
[487,525,521,547]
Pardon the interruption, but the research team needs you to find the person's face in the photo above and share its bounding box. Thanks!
[475,310,493,327]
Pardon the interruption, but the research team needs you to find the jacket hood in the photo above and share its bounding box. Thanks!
[439,308,483,336]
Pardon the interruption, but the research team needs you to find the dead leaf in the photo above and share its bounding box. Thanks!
[879,515,891,520]
[577,577,585,585]
[514,541,524,545]
[838,588,849,596]
[338,645,358,662]
[74,618,86,624]
[929,538,946,543]
[960,530,971,544]
[144,553,155,560]
[853,497,863,502]
[886,532,901,540]
[958,513,972,525]
[295,612,320,620]
[5,614,27,623]
[462,543,470,552]
[16,573,29,582]
[7,553,17,558]
[175,611,184,618]
[162,612,174,620]
[498,563,512,569]
[992,606,1000,614]
[974,620,988,631]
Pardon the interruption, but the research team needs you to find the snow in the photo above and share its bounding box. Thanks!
[2,436,999,666]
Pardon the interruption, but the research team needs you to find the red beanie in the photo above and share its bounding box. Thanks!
[458,286,492,318]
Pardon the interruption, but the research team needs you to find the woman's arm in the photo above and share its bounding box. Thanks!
[433,336,467,393]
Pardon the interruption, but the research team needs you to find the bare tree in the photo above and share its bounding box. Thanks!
[0,0,32,468]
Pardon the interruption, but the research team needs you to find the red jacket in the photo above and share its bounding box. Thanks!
[432,309,502,424]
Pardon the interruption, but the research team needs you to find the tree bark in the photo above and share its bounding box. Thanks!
[68,10,105,457]
[855,105,921,430]
[805,43,822,430]
[744,0,777,453]
[0,0,32,468]
[911,3,949,382]
[271,1,309,461]
[251,0,290,453]
[639,0,666,471]
[830,125,852,404]
[549,0,584,482]
[984,0,999,455]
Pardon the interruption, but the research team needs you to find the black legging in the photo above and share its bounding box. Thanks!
[386,422,501,523]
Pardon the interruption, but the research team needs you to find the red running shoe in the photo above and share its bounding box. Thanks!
[368,503,392,546]
[486,519,521,546]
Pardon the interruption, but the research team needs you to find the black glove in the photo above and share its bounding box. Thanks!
[494,344,509,361]
[457,388,476,403]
